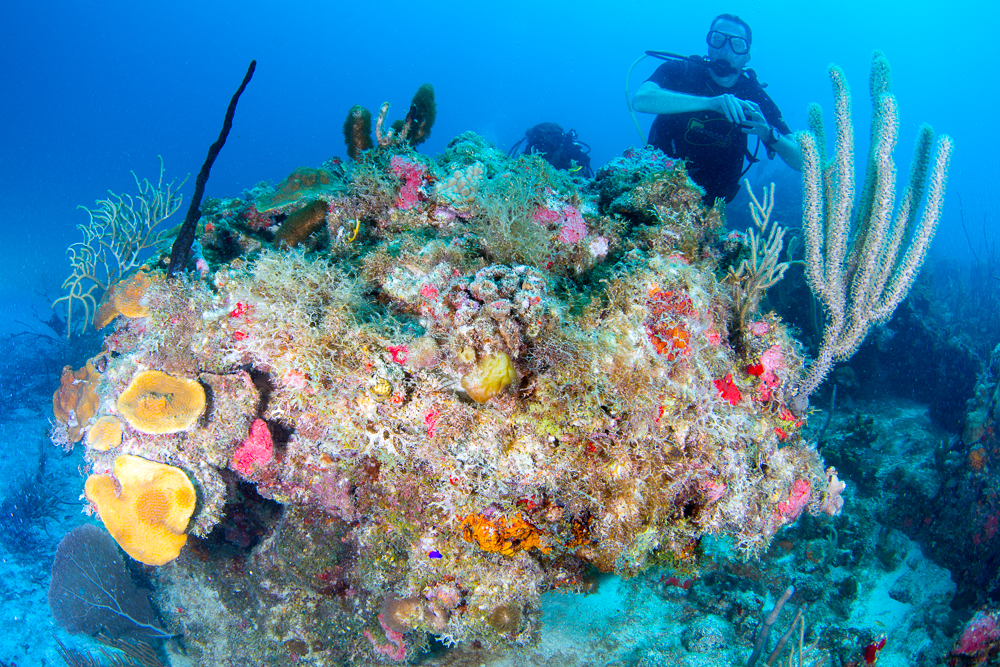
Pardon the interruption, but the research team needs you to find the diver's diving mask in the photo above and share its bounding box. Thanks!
[706,30,750,55]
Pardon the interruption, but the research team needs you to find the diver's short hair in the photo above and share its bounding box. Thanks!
[710,13,752,47]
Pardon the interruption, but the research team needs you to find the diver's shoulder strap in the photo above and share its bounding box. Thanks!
[744,67,767,89]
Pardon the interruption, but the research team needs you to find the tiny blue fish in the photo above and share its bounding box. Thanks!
[428,550,443,559]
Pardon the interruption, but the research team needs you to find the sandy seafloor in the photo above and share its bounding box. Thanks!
[0,387,959,666]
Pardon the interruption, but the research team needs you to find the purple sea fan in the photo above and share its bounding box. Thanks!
[48,524,172,640]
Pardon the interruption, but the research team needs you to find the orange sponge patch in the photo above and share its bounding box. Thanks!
[84,455,197,566]
[52,358,101,443]
[86,416,123,451]
[460,512,549,556]
[117,370,206,434]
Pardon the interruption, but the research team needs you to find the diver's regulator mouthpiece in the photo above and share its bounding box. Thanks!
[708,58,738,77]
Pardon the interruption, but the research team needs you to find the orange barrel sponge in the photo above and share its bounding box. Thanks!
[117,370,206,434]
[85,455,197,566]
[86,416,124,451]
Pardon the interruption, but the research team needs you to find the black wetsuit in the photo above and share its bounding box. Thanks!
[646,59,790,204]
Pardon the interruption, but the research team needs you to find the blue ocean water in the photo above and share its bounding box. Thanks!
[2,0,995,321]
[2,1,999,665]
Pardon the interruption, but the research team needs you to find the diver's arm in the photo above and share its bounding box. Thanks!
[632,81,748,125]
[741,100,803,172]
[771,133,802,171]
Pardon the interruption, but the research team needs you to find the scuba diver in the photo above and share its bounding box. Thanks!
[508,122,594,178]
[632,13,801,205]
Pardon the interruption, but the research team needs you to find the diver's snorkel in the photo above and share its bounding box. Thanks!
[625,50,745,143]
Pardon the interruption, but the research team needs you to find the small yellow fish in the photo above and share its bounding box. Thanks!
[568,165,583,173]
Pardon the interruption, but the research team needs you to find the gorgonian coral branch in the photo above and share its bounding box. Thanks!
[53,156,185,337]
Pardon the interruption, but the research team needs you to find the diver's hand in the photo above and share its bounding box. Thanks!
[713,94,748,125]
[740,101,770,136]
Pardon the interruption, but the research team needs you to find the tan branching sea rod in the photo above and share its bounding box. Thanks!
[788,51,953,414]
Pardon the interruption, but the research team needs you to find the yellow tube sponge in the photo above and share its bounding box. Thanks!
[85,455,197,566]
[117,370,206,434]
[460,352,516,404]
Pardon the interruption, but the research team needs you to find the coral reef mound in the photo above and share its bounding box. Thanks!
[59,135,836,664]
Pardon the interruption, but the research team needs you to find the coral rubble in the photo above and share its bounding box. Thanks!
[59,134,838,663]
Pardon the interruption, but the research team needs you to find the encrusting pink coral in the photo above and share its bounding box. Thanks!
[532,203,588,244]
[557,205,587,243]
[390,156,425,209]
[363,613,407,661]
[954,611,1000,656]
[777,479,812,520]
[232,419,273,477]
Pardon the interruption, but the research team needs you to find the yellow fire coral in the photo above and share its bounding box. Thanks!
[117,370,206,434]
[85,454,197,565]
[460,513,548,556]
[52,358,101,443]
[93,285,121,330]
[460,352,516,404]
[86,416,123,451]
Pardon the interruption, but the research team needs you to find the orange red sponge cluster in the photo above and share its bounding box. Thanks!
[460,512,548,557]
[645,287,695,360]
